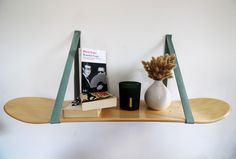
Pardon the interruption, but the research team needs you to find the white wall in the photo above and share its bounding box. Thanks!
[1,0,236,159]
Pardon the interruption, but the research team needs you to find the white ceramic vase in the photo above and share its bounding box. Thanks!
[145,80,172,110]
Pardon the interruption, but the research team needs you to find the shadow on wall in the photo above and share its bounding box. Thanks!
[0,118,8,136]
[229,147,236,159]
[58,123,155,159]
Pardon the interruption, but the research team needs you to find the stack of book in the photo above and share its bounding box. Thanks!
[63,48,117,118]
[63,91,117,117]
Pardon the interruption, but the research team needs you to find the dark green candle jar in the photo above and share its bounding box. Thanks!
[119,81,141,110]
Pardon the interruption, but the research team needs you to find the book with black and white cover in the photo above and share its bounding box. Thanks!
[79,48,108,93]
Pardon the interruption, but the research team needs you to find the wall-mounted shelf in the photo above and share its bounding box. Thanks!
[3,31,232,124]
[4,97,230,124]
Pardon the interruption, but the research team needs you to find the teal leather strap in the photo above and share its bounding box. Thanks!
[74,36,80,101]
[164,34,194,124]
[50,31,81,124]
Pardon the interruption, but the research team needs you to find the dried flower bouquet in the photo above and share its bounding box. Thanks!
[142,54,177,81]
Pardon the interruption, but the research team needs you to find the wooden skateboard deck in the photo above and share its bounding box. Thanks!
[4,97,231,124]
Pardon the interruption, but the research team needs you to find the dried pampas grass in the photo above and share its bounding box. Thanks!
[142,54,176,81]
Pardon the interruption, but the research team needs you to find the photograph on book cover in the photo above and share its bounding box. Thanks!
[82,62,107,93]
[80,48,108,93]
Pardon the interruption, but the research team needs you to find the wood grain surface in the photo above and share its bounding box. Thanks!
[4,97,231,124]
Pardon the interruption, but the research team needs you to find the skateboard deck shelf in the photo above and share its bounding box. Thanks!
[4,97,231,124]
[3,32,232,124]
